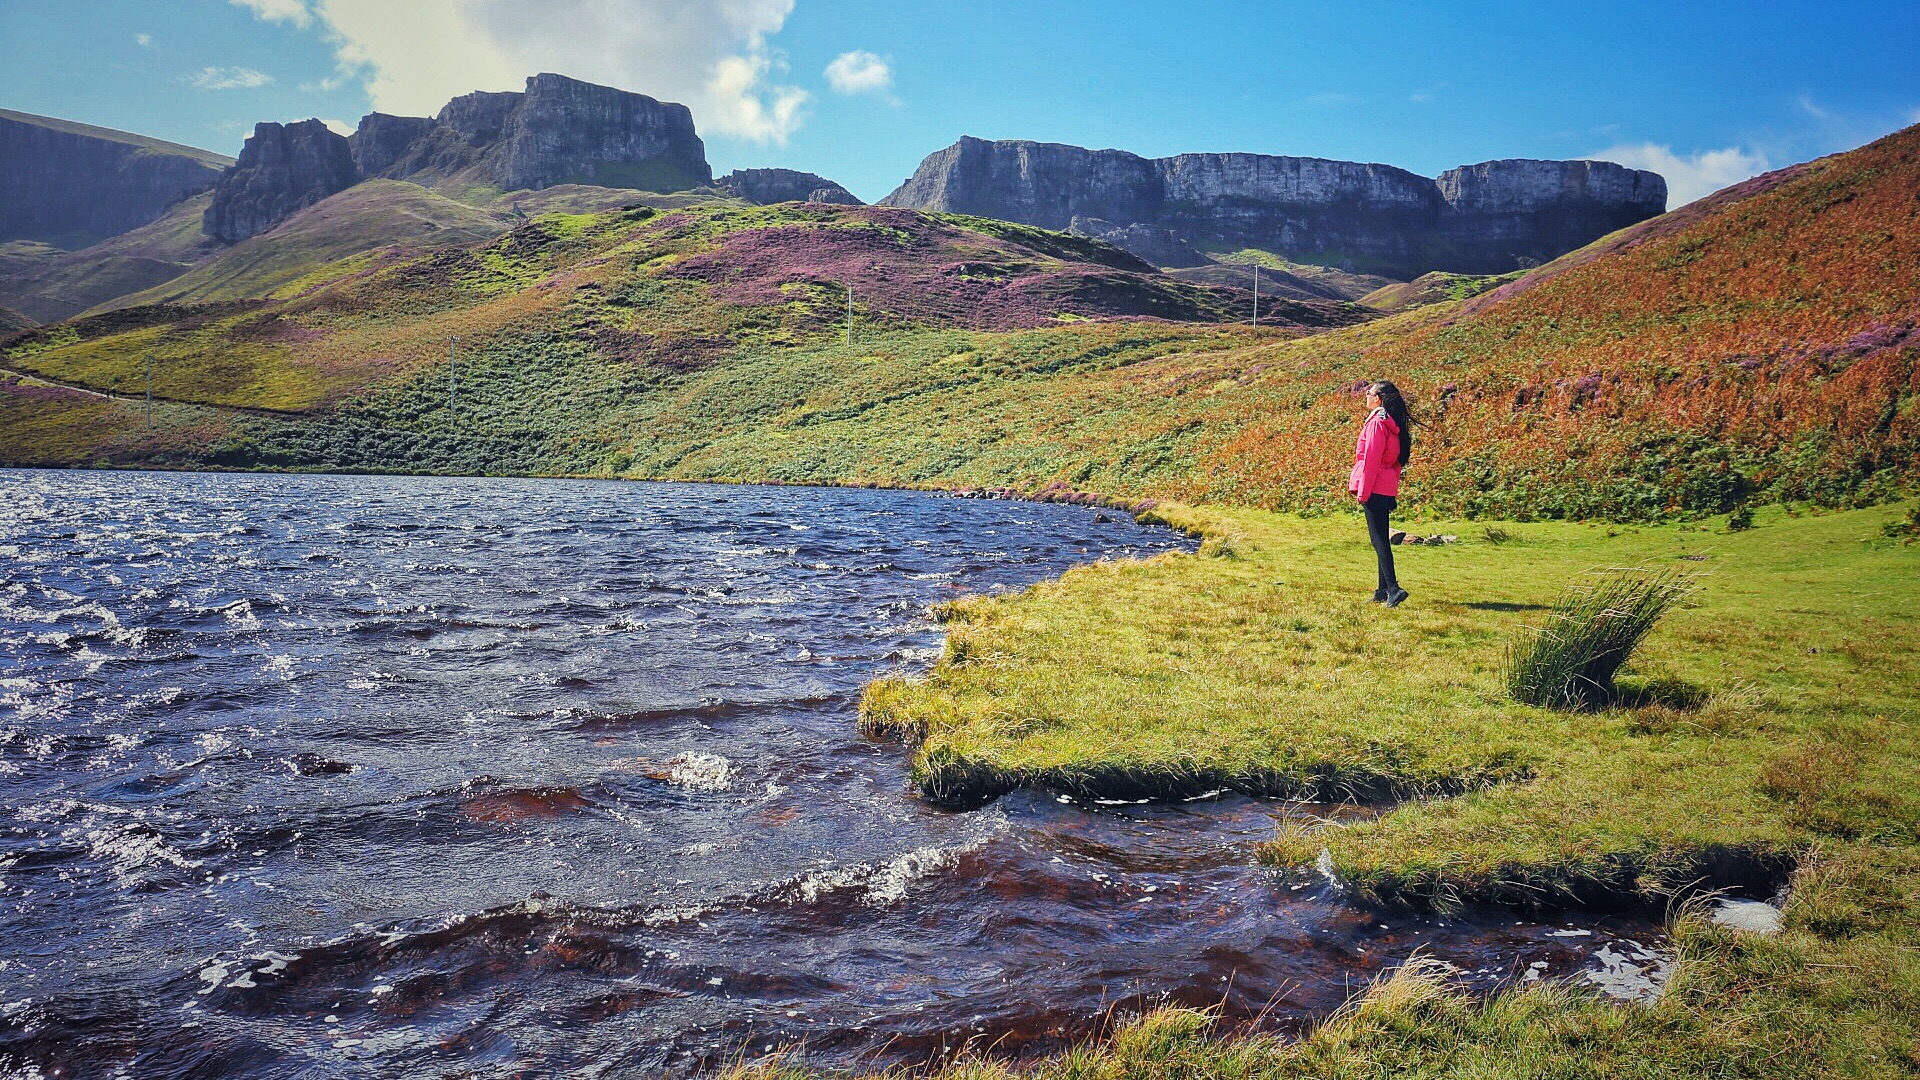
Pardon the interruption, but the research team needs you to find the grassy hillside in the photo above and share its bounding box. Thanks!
[99,180,512,311]
[0,191,217,322]
[3,127,1917,521]
[0,199,1347,430]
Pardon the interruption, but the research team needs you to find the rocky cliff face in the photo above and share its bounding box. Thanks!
[0,109,230,250]
[209,74,713,242]
[346,75,708,192]
[203,120,359,242]
[1429,159,1669,267]
[882,137,1667,276]
[718,168,862,205]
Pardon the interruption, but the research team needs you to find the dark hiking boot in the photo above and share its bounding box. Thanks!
[1384,587,1409,608]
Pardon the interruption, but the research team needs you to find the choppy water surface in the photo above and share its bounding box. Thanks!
[0,470,1666,1078]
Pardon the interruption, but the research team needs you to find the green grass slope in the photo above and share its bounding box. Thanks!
[0,200,1351,435]
[100,179,511,311]
[0,191,218,322]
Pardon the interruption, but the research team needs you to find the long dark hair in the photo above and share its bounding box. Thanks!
[1370,381,1414,467]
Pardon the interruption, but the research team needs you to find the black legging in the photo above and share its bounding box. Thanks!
[1364,493,1399,596]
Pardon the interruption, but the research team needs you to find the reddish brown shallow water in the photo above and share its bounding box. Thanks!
[0,470,1667,1078]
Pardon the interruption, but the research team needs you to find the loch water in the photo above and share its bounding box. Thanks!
[0,470,1667,1078]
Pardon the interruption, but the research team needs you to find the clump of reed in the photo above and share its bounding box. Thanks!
[1505,569,1695,709]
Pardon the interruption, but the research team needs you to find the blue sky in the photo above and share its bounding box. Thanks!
[4,0,1917,205]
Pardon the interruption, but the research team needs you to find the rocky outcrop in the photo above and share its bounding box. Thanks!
[347,112,438,177]
[882,137,1667,276]
[210,74,712,242]
[718,168,862,205]
[0,108,230,250]
[1067,217,1208,268]
[1430,159,1668,268]
[343,74,710,194]
[203,120,359,242]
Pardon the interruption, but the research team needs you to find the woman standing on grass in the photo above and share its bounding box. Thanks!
[1350,380,1413,607]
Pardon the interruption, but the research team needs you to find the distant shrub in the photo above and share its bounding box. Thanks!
[1727,505,1755,531]
[1506,570,1695,709]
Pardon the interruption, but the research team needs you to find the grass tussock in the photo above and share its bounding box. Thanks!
[1504,569,1695,709]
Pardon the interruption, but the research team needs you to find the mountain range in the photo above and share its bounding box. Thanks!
[0,74,1664,324]
[1,73,1912,523]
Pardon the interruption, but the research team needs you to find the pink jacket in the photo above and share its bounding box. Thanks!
[1348,408,1402,501]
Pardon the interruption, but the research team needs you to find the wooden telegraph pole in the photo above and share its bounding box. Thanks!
[1252,264,1260,327]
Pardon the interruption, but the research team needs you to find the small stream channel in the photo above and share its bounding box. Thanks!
[0,470,1669,1078]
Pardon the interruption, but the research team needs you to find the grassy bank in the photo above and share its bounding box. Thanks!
[828,500,1920,1076]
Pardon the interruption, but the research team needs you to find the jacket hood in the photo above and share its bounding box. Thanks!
[1371,407,1401,435]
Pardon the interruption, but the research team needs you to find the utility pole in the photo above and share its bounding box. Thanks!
[145,355,153,427]
[448,336,457,428]
[1252,264,1259,327]
[845,283,853,347]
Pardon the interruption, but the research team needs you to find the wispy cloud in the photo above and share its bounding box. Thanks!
[1298,91,1355,108]
[1588,143,1771,208]
[824,50,892,96]
[189,66,275,90]
[1409,81,1446,105]
[134,32,153,47]
[230,0,311,28]
[1797,93,1832,121]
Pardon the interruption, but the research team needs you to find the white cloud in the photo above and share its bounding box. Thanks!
[190,66,276,90]
[1797,93,1831,121]
[825,50,891,95]
[706,50,809,142]
[320,117,354,136]
[231,0,809,144]
[135,32,152,47]
[231,0,312,28]
[1589,143,1772,208]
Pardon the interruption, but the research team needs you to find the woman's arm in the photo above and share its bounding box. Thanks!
[1354,414,1386,502]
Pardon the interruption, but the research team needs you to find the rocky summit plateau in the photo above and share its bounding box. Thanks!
[881,136,1667,276]
[206,73,714,241]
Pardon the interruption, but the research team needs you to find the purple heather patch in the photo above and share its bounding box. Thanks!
[658,215,1258,331]
[0,375,92,403]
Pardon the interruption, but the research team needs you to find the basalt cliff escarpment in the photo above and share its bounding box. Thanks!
[881,137,1666,276]
[1,109,231,249]
[204,119,360,243]
[206,74,712,241]
[718,168,862,205]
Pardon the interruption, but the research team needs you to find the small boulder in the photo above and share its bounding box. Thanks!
[1388,530,1408,545]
